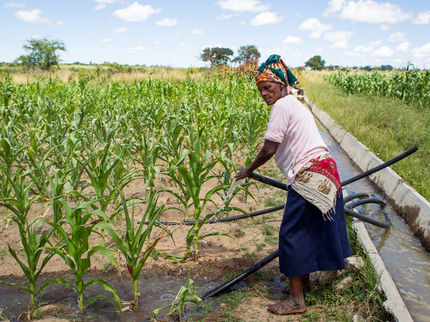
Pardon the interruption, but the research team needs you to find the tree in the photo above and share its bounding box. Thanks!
[16,38,66,70]
[200,47,234,67]
[233,45,261,65]
[304,55,325,70]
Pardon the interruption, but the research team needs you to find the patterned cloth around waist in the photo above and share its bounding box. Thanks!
[291,155,341,220]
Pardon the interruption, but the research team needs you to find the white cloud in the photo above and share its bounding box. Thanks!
[325,0,411,24]
[250,11,283,26]
[113,2,161,22]
[94,0,120,11]
[192,29,204,35]
[388,32,407,42]
[372,46,394,57]
[324,0,345,16]
[156,18,177,27]
[283,36,302,44]
[217,13,233,20]
[298,18,332,38]
[349,41,382,55]
[413,11,430,24]
[4,2,25,8]
[325,30,354,43]
[345,51,360,56]
[15,9,50,23]
[380,24,389,31]
[100,37,113,43]
[413,43,430,59]
[128,45,146,54]
[217,0,268,12]
[179,42,186,47]
[396,42,409,52]
[113,27,126,34]
[332,40,350,48]
[352,45,373,53]
[367,40,382,47]
[57,20,64,25]
[153,40,161,46]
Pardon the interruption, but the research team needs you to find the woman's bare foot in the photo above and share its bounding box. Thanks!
[267,298,306,315]
[282,274,310,295]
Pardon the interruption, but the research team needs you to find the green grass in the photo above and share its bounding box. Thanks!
[299,71,430,201]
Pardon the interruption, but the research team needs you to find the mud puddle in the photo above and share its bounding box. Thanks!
[0,273,221,321]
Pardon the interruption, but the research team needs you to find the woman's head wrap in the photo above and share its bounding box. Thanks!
[256,54,298,87]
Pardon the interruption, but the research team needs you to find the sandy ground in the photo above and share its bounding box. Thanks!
[0,161,294,320]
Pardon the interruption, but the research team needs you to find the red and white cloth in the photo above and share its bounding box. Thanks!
[291,155,342,220]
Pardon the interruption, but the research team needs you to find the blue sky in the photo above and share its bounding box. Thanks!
[1,0,429,68]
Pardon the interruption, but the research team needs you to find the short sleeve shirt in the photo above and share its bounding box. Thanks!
[263,95,329,186]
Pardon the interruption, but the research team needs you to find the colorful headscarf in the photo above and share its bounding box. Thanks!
[255,54,298,86]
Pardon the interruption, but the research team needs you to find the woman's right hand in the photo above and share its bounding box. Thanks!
[234,166,253,180]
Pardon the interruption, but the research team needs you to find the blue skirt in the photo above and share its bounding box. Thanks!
[279,188,352,278]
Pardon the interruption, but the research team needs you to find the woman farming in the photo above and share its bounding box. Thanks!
[235,55,351,315]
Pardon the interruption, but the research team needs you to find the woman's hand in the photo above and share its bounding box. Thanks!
[234,166,253,180]
[234,139,279,181]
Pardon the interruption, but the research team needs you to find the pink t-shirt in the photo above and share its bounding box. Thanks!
[264,95,329,186]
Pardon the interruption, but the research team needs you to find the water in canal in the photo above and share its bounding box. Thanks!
[321,130,430,322]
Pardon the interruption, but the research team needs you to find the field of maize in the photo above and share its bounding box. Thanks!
[0,71,276,318]
[326,67,430,109]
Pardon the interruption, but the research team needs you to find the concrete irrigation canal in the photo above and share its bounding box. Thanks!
[313,101,430,321]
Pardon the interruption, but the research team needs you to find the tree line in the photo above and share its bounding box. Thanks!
[8,38,397,72]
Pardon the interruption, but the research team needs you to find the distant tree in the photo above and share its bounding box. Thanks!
[233,45,261,65]
[16,38,66,70]
[379,65,393,71]
[304,55,325,70]
[200,47,234,67]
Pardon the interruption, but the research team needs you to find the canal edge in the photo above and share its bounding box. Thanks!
[352,220,413,322]
[302,95,417,321]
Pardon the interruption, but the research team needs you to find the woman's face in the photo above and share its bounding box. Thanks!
[257,81,287,105]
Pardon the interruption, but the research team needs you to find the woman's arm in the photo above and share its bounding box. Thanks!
[234,139,279,180]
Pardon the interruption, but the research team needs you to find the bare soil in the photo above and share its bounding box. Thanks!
[0,162,295,320]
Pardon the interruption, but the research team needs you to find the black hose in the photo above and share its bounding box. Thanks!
[139,205,285,226]
[250,173,287,191]
[201,249,280,300]
[343,193,369,204]
[346,198,386,209]
[340,147,417,186]
[344,208,390,228]
[251,147,418,189]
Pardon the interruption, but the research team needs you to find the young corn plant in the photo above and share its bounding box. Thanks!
[97,192,165,310]
[132,134,161,196]
[79,132,121,214]
[166,127,230,259]
[152,272,202,321]
[0,169,56,314]
[0,218,54,313]
[46,199,121,316]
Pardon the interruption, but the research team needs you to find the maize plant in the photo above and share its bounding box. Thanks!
[166,127,231,259]
[98,192,165,310]
[46,199,121,315]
